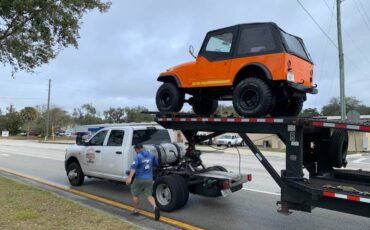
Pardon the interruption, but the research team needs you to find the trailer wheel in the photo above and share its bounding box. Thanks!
[67,162,84,186]
[233,78,272,117]
[329,130,348,168]
[156,83,184,112]
[154,175,187,211]
[191,97,218,116]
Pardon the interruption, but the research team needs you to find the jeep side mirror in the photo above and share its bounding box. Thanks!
[189,45,196,59]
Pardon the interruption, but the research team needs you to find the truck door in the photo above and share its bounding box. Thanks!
[194,26,237,87]
[100,129,126,179]
[84,130,108,175]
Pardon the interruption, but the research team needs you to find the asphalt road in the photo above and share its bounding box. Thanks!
[0,140,369,230]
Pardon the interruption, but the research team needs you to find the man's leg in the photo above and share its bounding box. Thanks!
[133,196,140,211]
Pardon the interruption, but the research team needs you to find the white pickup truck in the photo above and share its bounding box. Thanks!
[65,125,250,211]
[216,134,243,147]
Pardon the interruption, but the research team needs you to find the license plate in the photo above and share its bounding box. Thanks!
[221,188,232,197]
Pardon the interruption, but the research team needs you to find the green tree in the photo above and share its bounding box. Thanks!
[321,97,370,116]
[0,0,111,75]
[299,108,320,117]
[49,107,72,131]
[0,105,22,135]
[104,107,125,123]
[125,106,154,123]
[73,104,103,125]
[19,106,38,136]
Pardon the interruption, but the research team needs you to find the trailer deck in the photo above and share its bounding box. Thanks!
[154,113,370,218]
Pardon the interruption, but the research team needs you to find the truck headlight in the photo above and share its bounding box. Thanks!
[287,70,295,82]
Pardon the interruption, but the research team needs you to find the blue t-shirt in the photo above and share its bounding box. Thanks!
[131,149,159,180]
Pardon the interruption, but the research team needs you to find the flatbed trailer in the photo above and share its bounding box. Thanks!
[154,113,370,218]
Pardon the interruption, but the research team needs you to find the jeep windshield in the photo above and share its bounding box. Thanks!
[280,30,312,63]
[132,129,171,145]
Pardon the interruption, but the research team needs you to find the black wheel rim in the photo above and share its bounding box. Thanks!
[240,88,259,110]
[159,90,173,109]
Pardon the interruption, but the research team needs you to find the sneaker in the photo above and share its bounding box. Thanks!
[131,210,139,216]
[154,207,160,221]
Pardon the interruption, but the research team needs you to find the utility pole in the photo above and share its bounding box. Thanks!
[44,79,51,141]
[337,0,346,120]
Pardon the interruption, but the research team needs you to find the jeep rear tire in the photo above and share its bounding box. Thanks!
[192,97,218,116]
[156,83,184,113]
[271,98,304,117]
[67,162,85,186]
[233,78,273,117]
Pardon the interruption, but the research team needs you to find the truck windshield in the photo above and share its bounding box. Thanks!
[132,129,171,145]
[280,30,312,62]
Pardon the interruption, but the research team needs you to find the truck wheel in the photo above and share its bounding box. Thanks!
[67,162,84,186]
[191,97,218,116]
[329,130,348,168]
[172,175,189,209]
[156,83,184,112]
[154,175,187,211]
[233,78,272,117]
[206,165,227,172]
[271,98,303,117]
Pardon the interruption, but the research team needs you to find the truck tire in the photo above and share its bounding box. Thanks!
[191,97,218,116]
[270,98,303,117]
[154,175,187,211]
[67,162,85,186]
[233,78,272,117]
[172,175,189,209]
[206,165,227,172]
[329,130,348,168]
[156,83,184,112]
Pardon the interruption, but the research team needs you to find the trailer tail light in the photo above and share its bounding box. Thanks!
[247,174,252,182]
[222,180,230,189]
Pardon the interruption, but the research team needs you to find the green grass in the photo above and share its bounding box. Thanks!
[0,176,141,230]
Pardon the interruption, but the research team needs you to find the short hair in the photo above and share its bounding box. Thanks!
[134,143,143,149]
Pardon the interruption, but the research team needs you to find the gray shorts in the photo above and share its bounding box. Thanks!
[131,179,153,197]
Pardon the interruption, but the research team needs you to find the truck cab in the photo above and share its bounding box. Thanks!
[65,125,173,185]
[156,22,317,117]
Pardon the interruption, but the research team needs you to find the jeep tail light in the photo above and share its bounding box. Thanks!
[222,180,230,189]
[287,70,295,82]
[247,174,252,182]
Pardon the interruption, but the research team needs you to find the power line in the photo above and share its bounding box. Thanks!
[296,0,338,49]
[358,0,370,24]
[353,0,370,32]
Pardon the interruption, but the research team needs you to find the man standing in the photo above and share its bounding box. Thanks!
[126,144,160,220]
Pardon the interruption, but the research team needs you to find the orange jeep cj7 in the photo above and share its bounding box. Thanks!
[156,22,317,117]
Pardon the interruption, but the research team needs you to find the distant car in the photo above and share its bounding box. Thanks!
[27,131,41,136]
[19,131,27,136]
[216,134,243,147]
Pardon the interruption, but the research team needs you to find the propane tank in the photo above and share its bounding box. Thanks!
[143,143,185,166]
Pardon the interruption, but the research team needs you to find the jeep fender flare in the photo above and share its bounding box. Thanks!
[233,63,273,86]
[157,75,182,87]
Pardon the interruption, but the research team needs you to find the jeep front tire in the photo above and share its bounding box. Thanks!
[156,83,184,113]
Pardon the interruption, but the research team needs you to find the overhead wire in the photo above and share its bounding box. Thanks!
[296,0,338,49]
[353,0,370,33]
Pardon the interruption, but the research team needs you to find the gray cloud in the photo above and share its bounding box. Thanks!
[1,0,369,114]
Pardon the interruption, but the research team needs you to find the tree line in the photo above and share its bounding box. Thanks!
[1,96,369,136]
[0,104,154,136]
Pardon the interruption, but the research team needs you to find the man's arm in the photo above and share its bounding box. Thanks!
[127,155,138,185]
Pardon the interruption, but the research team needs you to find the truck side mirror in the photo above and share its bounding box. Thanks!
[189,45,196,59]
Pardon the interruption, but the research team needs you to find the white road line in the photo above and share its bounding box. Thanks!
[352,158,366,164]
[0,153,10,157]
[243,188,280,196]
[0,150,63,161]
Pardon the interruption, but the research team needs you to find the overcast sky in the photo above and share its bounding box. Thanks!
[1,0,370,114]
